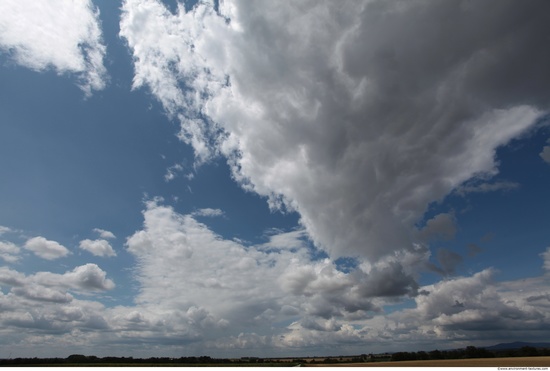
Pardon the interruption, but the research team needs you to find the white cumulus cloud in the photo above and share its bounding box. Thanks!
[0,0,108,96]
[0,240,20,263]
[32,264,115,292]
[122,200,400,349]
[3,203,550,356]
[79,239,116,257]
[24,236,70,260]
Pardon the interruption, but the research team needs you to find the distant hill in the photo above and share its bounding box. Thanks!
[484,342,550,351]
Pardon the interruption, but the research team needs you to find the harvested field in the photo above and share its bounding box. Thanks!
[307,356,550,367]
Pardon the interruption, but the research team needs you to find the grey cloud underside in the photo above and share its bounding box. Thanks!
[0,265,114,336]
[120,0,550,269]
[541,145,550,164]
[425,248,464,276]
[122,204,550,349]
[2,207,550,354]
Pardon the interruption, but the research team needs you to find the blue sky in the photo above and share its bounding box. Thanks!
[0,0,550,359]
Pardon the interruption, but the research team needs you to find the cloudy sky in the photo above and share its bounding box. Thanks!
[1,0,550,359]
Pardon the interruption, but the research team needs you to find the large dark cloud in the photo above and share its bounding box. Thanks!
[356,262,419,297]
[121,0,550,266]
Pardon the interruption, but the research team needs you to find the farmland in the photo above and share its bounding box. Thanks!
[308,356,550,367]
[1,356,550,367]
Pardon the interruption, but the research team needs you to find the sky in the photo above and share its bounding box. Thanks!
[0,0,550,359]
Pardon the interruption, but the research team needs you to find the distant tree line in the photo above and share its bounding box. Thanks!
[1,345,549,366]
[390,346,550,362]
[0,355,244,366]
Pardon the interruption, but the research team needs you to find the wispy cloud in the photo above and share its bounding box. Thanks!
[192,208,224,217]
[164,163,184,182]
[93,228,116,240]
[455,180,520,196]
[541,247,550,272]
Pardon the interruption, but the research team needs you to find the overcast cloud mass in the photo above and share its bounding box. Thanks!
[0,0,549,359]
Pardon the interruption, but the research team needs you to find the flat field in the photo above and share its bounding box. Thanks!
[308,356,550,367]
